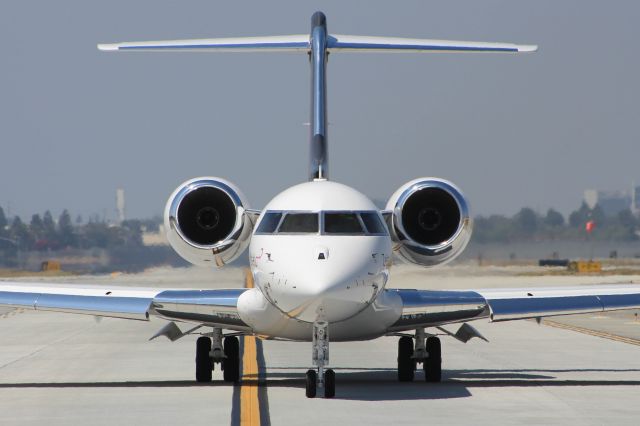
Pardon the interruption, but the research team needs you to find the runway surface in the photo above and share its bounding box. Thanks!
[1,265,640,425]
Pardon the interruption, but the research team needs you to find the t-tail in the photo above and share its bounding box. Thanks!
[99,11,536,181]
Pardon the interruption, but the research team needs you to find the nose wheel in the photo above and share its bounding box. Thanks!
[306,321,335,398]
[306,368,335,398]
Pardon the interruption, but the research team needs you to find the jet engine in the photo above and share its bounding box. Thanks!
[164,177,253,266]
[386,178,472,267]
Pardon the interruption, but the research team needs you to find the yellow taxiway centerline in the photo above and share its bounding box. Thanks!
[240,269,261,426]
[543,319,640,346]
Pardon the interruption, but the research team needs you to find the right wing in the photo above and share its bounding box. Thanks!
[387,284,640,333]
[0,282,250,332]
[477,285,640,322]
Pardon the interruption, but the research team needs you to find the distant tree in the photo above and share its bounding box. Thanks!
[75,214,83,225]
[58,210,75,247]
[80,222,110,248]
[121,220,144,246]
[9,216,33,249]
[590,204,607,227]
[544,208,564,227]
[42,210,57,242]
[569,202,591,228]
[473,214,515,243]
[514,208,538,235]
[29,213,45,241]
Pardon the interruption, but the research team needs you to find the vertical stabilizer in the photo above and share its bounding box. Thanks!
[309,12,329,181]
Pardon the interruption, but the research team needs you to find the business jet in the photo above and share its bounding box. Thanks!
[2,12,640,399]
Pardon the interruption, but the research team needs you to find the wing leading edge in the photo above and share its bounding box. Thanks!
[387,284,640,332]
[0,283,250,331]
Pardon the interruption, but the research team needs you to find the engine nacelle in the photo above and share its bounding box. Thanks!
[164,177,253,267]
[386,178,472,267]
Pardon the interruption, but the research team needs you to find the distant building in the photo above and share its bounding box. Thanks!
[116,188,125,224]
[584,187,636,216]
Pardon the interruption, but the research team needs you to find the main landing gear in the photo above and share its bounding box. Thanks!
[306,321,335,398]
[195,328,240,383]
[397,329,442,383]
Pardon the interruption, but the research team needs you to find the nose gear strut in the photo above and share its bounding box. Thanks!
[306,320,335,398]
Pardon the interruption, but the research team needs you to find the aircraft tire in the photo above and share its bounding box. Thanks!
[223,336,240,382]
[397,336,415,382]
[306,369,317,398]
[196,336,213,382]
[324,369,335,398]
[425,336,442,382]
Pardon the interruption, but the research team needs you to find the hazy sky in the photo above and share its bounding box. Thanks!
[1,1,638,221]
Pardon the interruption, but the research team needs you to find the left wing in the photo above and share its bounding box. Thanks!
[387,284,640,333]
[0,282,250,332]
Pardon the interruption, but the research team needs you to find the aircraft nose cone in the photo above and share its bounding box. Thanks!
[284,268,382,323]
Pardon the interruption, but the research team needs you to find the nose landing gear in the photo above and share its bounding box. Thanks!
[306,321,335,398]
[397,329,442,383]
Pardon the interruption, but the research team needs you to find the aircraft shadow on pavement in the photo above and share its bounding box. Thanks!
[1,367,640,402]
[260,367,640,401]
[0,380,220,388]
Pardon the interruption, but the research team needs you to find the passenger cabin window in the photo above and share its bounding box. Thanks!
[324,213,364,235]
[278,213,319,233]
[256,212,282,234]
[360,212,387,235]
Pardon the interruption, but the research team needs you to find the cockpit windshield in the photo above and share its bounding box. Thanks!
[255,210,388,236]
[278,213,319,233]
[255,212,283,234]
[359,212,387,234]
[324,213,364,234]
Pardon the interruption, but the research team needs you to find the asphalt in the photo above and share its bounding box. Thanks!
[1,265,639,425]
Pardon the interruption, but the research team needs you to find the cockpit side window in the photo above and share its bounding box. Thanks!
[278,213,319,233]
[324,213,365,234]
[255,212,283,234]
[360,212,388,235]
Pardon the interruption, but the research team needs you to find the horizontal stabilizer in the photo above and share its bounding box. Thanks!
[98,35,536,54]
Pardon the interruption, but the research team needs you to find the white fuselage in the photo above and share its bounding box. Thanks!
[237,180,403,341]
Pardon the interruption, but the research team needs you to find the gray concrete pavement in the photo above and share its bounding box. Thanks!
[1,265,640,425]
